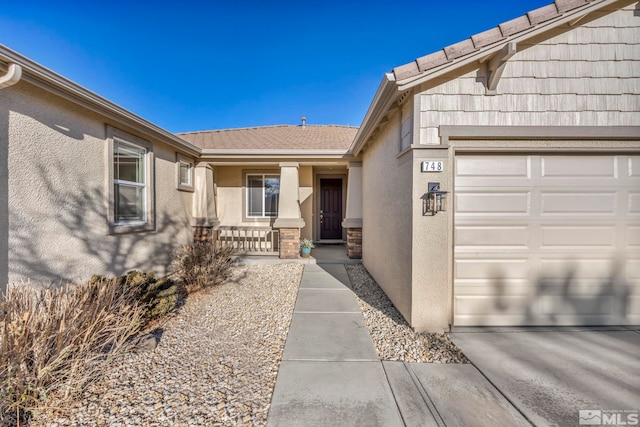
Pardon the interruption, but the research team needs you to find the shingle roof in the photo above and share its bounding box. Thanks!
[177,125,358,151]
[393,0,596,82]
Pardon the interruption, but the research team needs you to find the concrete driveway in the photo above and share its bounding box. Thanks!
[450,327,640,427]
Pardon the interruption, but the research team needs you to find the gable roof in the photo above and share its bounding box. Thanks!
[350,0,625,155]
[392,0,601,84]
[178,125,357,151]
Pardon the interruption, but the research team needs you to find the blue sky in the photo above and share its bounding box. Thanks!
[1,0,550,133]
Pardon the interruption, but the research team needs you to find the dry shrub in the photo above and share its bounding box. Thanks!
[92,272,182,323]
[0,279,145,425]
[172,243,234,293]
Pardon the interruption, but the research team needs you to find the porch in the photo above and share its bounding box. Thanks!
[225,242,360,266]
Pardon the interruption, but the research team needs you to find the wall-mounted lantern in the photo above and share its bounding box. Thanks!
[425,182,448,215]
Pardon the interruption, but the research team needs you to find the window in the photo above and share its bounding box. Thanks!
[400,99,412,152]
[246,174,280,217]
[176,154,194,191]
[107,127,154,233]
[114,140,146,222]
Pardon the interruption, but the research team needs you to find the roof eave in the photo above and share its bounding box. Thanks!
[0,45,201,157]
[396,0,621,91]
[349,73,397,156]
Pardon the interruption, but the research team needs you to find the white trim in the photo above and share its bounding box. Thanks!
[176,153,195,192]
[106,126,155,234]
[245,173,280,219]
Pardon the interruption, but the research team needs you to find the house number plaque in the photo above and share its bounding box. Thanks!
[421,161,444,173]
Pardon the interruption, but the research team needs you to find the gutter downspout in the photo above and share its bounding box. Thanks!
[0,64,22,89]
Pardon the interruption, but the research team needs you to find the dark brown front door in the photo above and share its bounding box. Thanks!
[320,179,343,240]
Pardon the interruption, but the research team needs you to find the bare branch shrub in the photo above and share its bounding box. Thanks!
[0,279,145,425]
[172,243,234,293]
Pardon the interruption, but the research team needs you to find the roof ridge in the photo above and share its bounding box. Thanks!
[393,0,599,81]
[177,124,358,135]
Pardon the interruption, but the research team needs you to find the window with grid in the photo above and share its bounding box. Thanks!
[113,139,147,223]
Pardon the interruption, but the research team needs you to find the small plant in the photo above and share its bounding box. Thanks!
[299,238,315,249]
[171,243,234,293]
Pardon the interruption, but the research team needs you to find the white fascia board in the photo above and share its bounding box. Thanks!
[396,0,620,91]
[349,73,397,156]
[0,45,201,157]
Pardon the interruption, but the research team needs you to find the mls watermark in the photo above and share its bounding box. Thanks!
[579,410,639,426]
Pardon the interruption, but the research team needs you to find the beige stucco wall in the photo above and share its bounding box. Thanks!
[5,82,194,285]
[299,165,313,240]
[0,89,8,290]
[419,3,640,145]
[410,149,452,332]
[362,112,414,323]
[214,165,313,239]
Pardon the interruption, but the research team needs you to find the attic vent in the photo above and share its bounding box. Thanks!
[398,90,410,105]
[301,116,307,128]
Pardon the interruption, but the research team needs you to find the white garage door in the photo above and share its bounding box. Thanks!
[454,154,640,326]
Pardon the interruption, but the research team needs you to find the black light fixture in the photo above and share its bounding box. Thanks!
[426,182,448,215]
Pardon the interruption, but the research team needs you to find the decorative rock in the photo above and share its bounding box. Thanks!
[134,333,158,352]
[345,264,469,364]
[30,264,303,426]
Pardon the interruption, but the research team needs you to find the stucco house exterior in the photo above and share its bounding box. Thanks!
[354,0,640,331]
[1,0,638,331]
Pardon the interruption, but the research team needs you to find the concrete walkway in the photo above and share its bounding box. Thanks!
[267,264,530,427]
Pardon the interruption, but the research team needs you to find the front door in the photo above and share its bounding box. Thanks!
[320,179,343,240]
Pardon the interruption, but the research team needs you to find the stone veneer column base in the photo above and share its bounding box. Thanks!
[347,228,362,259]
[278,228,300,259]
[193,226,214,243]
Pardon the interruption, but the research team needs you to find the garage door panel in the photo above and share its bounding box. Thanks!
[456,156,530,177]
[540,192,617,215]
[455,192,530,215]
[629,193,640,214]
[541,155,618,178]
[628,156,640,177]
[540,226,616,247]
[540,295,615,316]
[455,296,531,316]
[455,226,530,248]
[454,153,639,327]
[455,259,530,280]
[627,259,640,280]
[628,229,640,248]
[539,258,617,280]
[455,281,532,296]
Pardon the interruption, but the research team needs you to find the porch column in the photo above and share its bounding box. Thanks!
[342,162,363,259]
[273,162,305,259]
[192,162,219,243]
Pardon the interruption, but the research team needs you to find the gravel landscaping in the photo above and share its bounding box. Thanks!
[34,264,303,427]
[31,261,467,426]
[345,264,468,364]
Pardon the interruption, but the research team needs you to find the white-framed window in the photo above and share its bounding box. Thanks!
[176,154,194,191]
[246,174,280,218]
[107,126,154,233]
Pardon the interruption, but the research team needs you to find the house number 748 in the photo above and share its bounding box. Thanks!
[421,161,444,172]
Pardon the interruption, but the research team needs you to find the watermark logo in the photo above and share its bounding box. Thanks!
[579,410,639,426]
